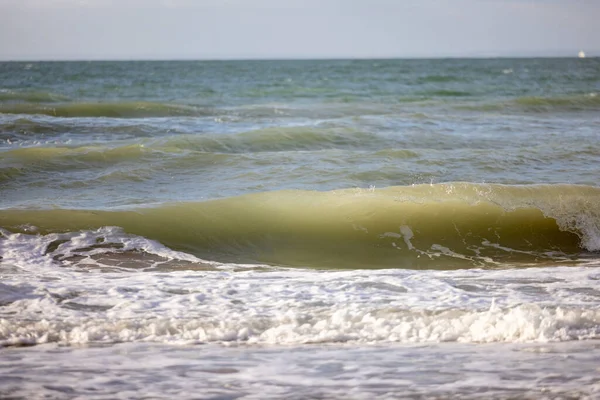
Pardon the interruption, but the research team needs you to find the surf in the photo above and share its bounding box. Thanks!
[1,183,598,269]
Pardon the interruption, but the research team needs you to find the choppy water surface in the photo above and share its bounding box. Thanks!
[1,58,600,398]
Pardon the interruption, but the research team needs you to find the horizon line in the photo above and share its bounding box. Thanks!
[1,54,598,63]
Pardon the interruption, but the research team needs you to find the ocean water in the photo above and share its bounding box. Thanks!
[1,58,600,399]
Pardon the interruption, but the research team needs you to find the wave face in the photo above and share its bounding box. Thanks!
[1,183,598,269]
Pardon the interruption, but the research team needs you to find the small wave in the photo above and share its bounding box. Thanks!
[3,144,151,163]
[0,144,236,185]
[242,85,335,99]
[1,183,598,269]
[0,117,67,138]
[0,101,208,118]
[374,149,420,159]
[460,94,600,113]
[0,125,382,175]
[417,75,463,83]
[1,126,381,183]
[514,95,600,110]
[160,126,381,153]
[419,90,472,97]
[0,90,70,103]
[0,118,187,150]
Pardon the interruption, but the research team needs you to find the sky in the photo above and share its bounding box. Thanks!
[0,0,598,60]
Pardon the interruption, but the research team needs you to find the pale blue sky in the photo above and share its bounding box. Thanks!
[0,0,598,60]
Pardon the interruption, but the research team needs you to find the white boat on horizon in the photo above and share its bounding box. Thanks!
[578,50,586,58]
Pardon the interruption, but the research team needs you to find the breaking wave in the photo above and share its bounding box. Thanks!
[1,183,598,269]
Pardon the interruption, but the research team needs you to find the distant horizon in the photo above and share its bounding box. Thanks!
[1,52,598,63]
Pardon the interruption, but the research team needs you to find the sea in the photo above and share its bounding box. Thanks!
[1,58,599,399]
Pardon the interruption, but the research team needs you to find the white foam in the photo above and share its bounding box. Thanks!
[0,226,212,273]
[2,229,600,347]
[2,289,599,346]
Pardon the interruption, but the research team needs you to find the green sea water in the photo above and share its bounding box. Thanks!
[1,58,599,268]
[1,59,600,399]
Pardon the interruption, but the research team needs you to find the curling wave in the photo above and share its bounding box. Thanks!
[1,183,598,269]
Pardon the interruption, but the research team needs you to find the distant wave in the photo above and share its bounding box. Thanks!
[0,89,70,103]
[0,125,383,161]
[0,101,208,118]
[417,75,464,83]
[513,94,600,110]
[418,90,472,97]
[2,95,597,121]
[0,126,391,184]
[459,93,600,112]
